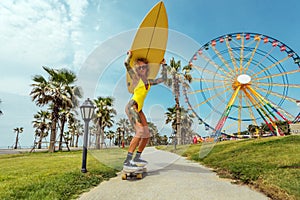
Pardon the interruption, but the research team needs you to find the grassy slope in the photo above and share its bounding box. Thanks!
[0,150,117,200]
[165,135,300,200]
[0,136,299,199]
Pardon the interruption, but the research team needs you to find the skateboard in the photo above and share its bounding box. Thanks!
[121,166,147,180]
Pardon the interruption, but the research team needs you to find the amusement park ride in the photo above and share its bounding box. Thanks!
[184,32,300,139]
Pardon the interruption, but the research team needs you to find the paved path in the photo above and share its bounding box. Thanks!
[78,147,268,200]
[0,147,80,154]
[0,149,20,154]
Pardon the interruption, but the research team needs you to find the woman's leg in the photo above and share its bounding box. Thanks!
[137,110,149,152]
[125,100,142,153]
[133,110,150,166]
[123,101,142,169]
[128,137,141,153]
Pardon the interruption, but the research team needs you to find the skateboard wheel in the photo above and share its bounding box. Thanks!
[121,174,127,180]
[136,173,143,179]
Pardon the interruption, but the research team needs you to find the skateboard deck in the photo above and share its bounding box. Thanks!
[121,167,147,180]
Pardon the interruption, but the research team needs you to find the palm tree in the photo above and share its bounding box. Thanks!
[116,118,132,145]
[166,58,194,145]
[89,125,98,148]
[275,120,290,135]
[67,113,82,147]
[13,127,23,149]
[116,127,122,147]
[30,67,81,152]
[93,97,116,149]
[30,68,61,152]
[165,106,177,130]
[32,110,50,149]
[180,108,195,144]
[247,124,259,137]
[148,122,159,146]
[165,106,178,147]
[105,130,115,146]
[165,105,194,144]
[260,122,271,135]
[56,69,82,151]
[165,57,193,145]
[168,58,182,144]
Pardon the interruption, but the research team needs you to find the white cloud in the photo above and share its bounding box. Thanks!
[0,1,68,64]
[72,49,87,72]
[0,0,90,94]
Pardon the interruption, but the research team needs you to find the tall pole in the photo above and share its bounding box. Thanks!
[80,98,95,173]
[81,120,89,173]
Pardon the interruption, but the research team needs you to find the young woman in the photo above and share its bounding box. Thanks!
[123,51,167,170]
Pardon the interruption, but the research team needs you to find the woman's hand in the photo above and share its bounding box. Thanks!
[127,50,132,57]
[124,50,132,67]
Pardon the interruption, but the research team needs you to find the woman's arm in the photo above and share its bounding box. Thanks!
[149,60,168,85]
[124,51,137,80]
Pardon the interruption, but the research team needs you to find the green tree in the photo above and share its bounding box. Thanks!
[275,120,290,135]
[260,122,270,134]
[93,97,116,149]
[165,58,182,144]
[165,58,192,145]
[116,127,122,147]
[180,108,195,144]
[161,135,168,145]
[105,130,115,147]
[13,127,23,149]
[67,113,82,147]
[148,122,159,146]
[32,110,50,149]
[165,106,177,131]
[247,124,259,137]
[56,69,82,150]
[30,67,81,152]
[165,105,194,144]
[116,118,132,145]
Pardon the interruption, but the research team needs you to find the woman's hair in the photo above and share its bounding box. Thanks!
[135,57,149,65]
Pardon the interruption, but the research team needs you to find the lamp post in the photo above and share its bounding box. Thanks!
[80,98,95,173]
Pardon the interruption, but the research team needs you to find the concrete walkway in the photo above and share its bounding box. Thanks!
[78,147,268,200]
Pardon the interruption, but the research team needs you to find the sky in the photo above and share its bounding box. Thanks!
[0,0,300,148]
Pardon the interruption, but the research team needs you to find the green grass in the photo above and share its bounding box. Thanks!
[0,150,118,200]
[159,135,300,200]
[1,137,299,199]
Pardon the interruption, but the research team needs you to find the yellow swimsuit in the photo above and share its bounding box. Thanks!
[132,79,151,112]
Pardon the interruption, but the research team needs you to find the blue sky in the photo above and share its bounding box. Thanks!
[0,0,300,148]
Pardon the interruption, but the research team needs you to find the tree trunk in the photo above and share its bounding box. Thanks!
[14,132,19,149]
[69,135,74,147]
[63,135,70,151]
[49,106,58,153]
[96,120,102,149]
[176,101,181,145]
[75,134,79,147]
[89,132,92,147]
[58,117,66,151]
[173,73,181,145]
[38,134,43,149]
[122,131,125,147]
[100,127,105,149]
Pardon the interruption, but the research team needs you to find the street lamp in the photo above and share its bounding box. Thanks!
[80,98,95,173]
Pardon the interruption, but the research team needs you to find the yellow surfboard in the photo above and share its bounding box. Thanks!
[127,1,168,93]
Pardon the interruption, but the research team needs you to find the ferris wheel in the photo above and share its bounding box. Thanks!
[184,32,300,138]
